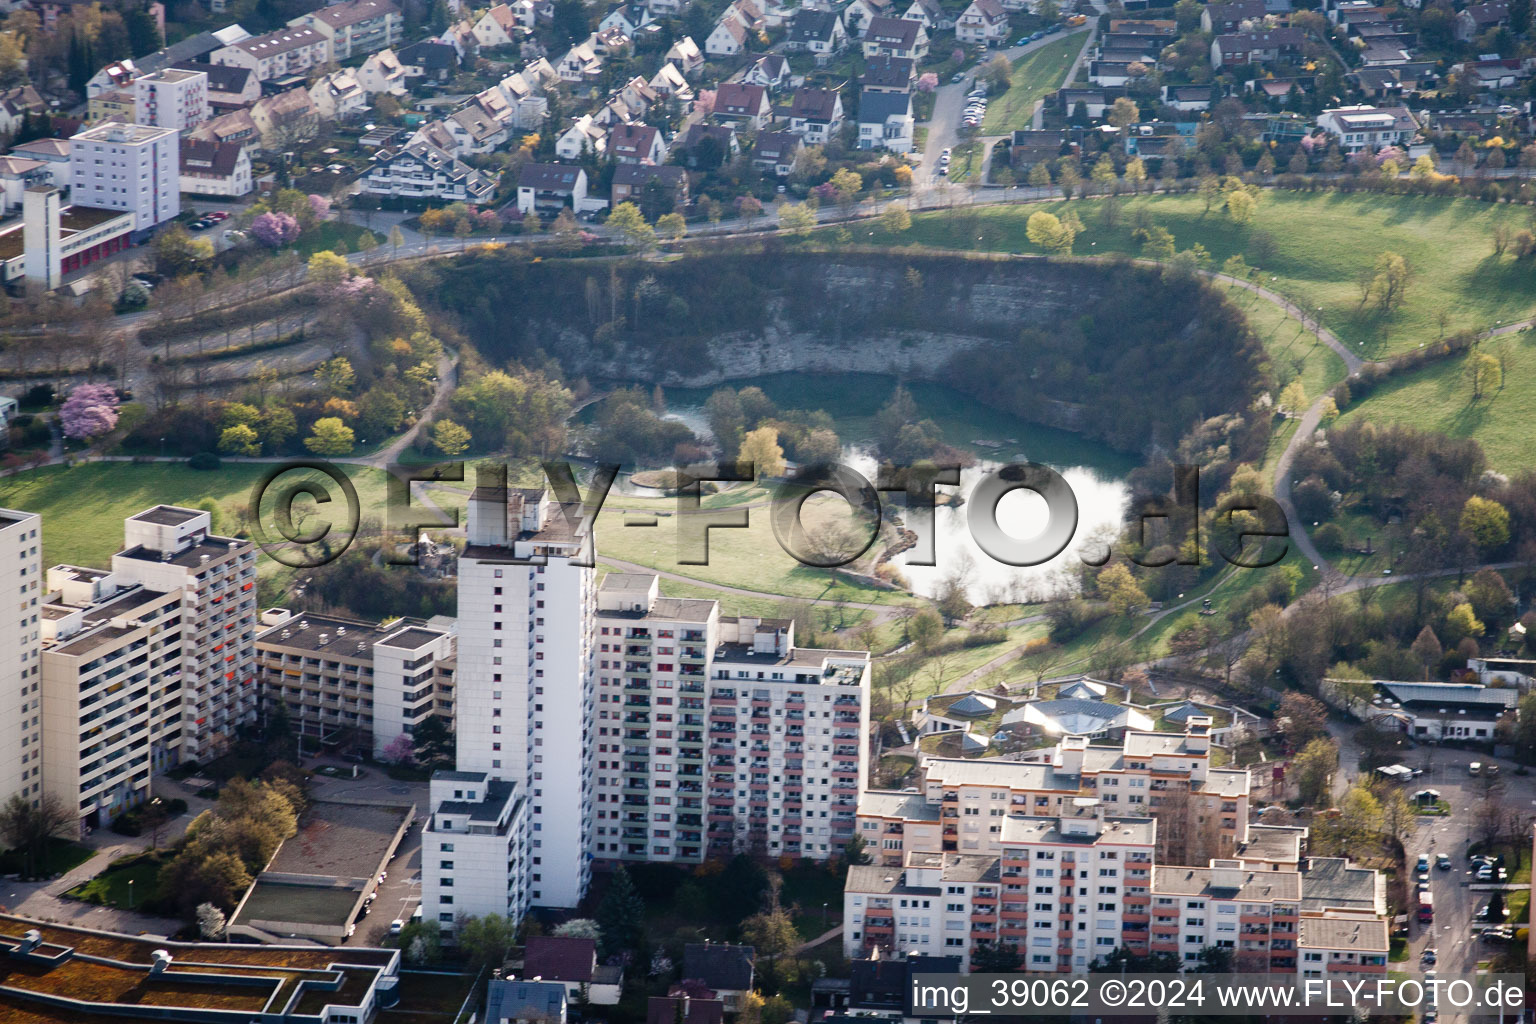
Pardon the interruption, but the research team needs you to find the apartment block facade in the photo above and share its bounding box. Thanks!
[67,122,180,231]
[289,0,403,60]
[0,510,43,811]
[419,769,531,927]
[592,572,869,865]
[133,68,209,133]
[212,27,332,82]
[845,725,1388,975]
[255,610,455,759]
[41,568,183,829]
[111,506,257,763]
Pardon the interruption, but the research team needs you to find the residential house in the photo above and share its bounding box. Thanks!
[522,937,623,1006]
[515,162,587,213]
[903,0,954,29]
[861,54,913,91]
[557,41,603,81]
[615,75,660,112]
[84,30,224,97]
[753,128,803,174]
[707,16,750,55]
[358,49,408,96]
[727,0,767,30]
[1089,60,1146,86]
[248,88,320,151]
[680,121,738,167]
[191,108,259,147]
[741,53,792,90]
[600,3,652,35]
[1366,681,1517,741]
[649,62,694,100]
[0,85,43,135]
[1315,103,1418,151]
[473,4,523,47]
[610,163,687,209]
[1359,42,1414,65]
[179,138,252,196]
[288,0,402,59]
[367,140,496,201]
[486,979,568,1024]
[439,17,479,57]
[1008,128,1071,170]
[610,122,666,163]
[8,138,70,188]
[1347,62,1437,98]
[174,61,260,112]
[1058,87,1110,118]
[410,118,460,154]
[714,81,772,128]
[448,99,512,153]
[398,39,458,81]
[647,995,725,1024]
[212,26,332,82]
[87,90,136,126]
[857,88,913,151]
[1457,1,1510,39]
[1209,28,1304,67]
[309,69,367,120]
[862,16,928,59]
[497,72,549,128]
[523,56,562,92]
[665,35,705,75]
[0,156,45,213]
[591,24,631,54]
[1162,84,1212,110]
[681,945,755,1013]
[786,86,844,144]
[956,0,1008,46]
[646,0,689,19]
[786,9,845,57]
[1200,0,1267,32]
[842,0,893,36]
[555,113,607,157]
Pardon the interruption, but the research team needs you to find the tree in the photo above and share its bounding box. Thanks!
[252,211,300,248]
[388,224,405,254]
[381,732,415,765]
[411,715,455,764]
[909,607,944,651]
[218,424,260,457]
[1461,495,1510,550]
[608,202,656,249]
[778,202,816,236]
[1226,187,1257,223]
[1097,563,1147,617]
[431,419,472,456]
[1446,602,1486,643]
[303,417,355,456]
[1276,692,1328,746]
[829,167,863,218]
[259,407,297,453]
[1411,625,1442,679]
[553,918,602,939]
[1277,379,1307,416]
[307,250,349,284]
[1108,96,1139,128]
[656,212,686,240]
[1025,210,1075,254]
[982,53,1012,91]
[739,426,785,478]
[880,204,912,234]
[197,902,227,939]
[153,224,214,276]
[597,864,645,958]
[1123,157,1148,192]
[457,913,518,972]
[970,941,1023,971]
[1370,251,1411,310]
[314,356,355,397]
[741,907,800,989]
[1292,736,1338,806]
[0,793,75,877]
[60,382,120,441]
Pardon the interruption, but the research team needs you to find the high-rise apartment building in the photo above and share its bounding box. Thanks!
[592,573,869,864]
[111,506,257,763]
[419,769,530,928]
[0,510,43,810]
[67,122,179,230]
[133,68,209,132]
[255,610,455,758]
[40,567,183,830]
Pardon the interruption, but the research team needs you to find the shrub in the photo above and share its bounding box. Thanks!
[1314,523,1346,552]
[188,452,221,471]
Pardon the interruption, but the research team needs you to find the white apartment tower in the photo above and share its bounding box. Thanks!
[133,68,210,133]
[0,510,43,810]
[68,121,179,230]
[439,482,595,910]
[111,506,258,763]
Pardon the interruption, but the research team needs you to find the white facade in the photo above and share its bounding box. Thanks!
[0,510,43,814]
[372,625,457,756]
[213,27,333,82]
[111,506,258,762]
[420,770,531,927]
[68,122,179,231]
[133,68,209,133]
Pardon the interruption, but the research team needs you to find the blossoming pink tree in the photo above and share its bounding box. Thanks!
[252,211,301,247]
[60,383,119,441]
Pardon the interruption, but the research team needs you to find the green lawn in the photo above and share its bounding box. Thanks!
[980,31,1089,135]
[877,192,1536,358]
[295,221,386,259]
[65,852,164,907]
[0,839,94,878]
[0,461,399,580]
[1335,335,1536,472]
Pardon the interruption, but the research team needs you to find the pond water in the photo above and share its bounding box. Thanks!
[650,374,1135,602]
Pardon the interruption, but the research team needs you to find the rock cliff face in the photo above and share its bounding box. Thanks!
[559,254,1096,389]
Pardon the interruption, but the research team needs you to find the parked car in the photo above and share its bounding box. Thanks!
[1480,927,1515,943]
[389,919,404,935]
[1469,762,1482,775]
[1435,853,1451,870]
[1476,864,1493,881]
[1485,763,1500,777]
[1416,854,1430,872]
[951,71,966,82]
[1476,902,1508,922]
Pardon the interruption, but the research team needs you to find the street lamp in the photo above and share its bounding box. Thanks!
[127,879,134,909]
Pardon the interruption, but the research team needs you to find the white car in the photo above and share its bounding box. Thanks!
[389,919,404,935]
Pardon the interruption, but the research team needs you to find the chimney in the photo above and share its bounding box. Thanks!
[1054,735,1088,776]
[1185,715,1212,753]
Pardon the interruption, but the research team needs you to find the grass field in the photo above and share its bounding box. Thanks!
[65,852,163,907]
[1335,332,1536,472]
[980,32,1089,135]
[876,192,1536,358]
